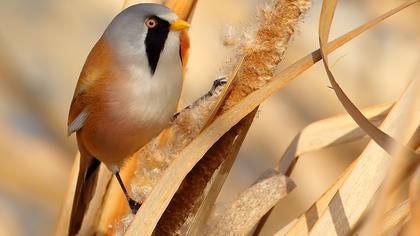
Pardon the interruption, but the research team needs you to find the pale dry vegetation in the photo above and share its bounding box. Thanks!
[0,0,419,235]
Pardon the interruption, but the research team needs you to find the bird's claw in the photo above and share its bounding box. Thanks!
[128,198,141,214]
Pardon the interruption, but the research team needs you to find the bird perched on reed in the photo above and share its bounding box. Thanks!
[67,3,189,235]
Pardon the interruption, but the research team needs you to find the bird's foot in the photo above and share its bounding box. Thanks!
[212,77,228,91]
[128,198,141,214]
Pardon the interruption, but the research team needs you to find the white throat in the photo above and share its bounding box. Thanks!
[107,31,183,134]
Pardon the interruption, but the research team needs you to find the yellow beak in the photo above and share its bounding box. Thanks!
[170,19,190,31]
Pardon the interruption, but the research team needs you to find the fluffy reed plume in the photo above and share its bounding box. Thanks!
[203,170,296,235]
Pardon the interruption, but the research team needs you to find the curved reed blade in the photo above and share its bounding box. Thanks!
[317,0,420,234]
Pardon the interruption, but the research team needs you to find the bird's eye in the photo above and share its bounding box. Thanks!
[145,18,158,29]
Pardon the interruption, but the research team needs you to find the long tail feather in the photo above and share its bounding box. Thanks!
[69,153,100,236]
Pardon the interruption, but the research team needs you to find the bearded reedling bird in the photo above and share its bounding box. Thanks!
[67,3,190,235]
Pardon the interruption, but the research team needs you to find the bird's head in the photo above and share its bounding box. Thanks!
[103,3,189,75]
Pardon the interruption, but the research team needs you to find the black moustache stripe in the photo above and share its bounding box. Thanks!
[144,17,170,75]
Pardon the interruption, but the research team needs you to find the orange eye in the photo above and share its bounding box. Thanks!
[145,18,158,29]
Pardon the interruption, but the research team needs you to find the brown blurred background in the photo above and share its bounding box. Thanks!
[0,0,419,235]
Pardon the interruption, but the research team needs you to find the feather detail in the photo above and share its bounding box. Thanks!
[68,108,89,136]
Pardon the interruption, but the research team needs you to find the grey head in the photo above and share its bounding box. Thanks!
[103,3,186,74]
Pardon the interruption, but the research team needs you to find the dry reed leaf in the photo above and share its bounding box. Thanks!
[159,111,257,236]
[279,199,409,236]
[355,199,411,236]
[306,71,420,236]
[315,0,420,234]
[276,102,393,175]
[123,2,406,234]
[202,58,244,129]
[273,219,299,236]
[363,116,419,234]
[203,170,296,236]
[409,165,420,206]
[396,165,420,236]
[283,156,358,235]
[363,99,420,234]
[382,200,410,235]
[156,1,311,234]
[254,102,393,235]
[163,0,197,20]
[319,0,419,163]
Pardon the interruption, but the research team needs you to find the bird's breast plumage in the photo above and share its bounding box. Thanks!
[107,31,182,131]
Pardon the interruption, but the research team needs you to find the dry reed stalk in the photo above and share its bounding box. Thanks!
[164,0,197,20]
[203,170,295,235]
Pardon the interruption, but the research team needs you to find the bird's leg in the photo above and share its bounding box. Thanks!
[115,172,141,214]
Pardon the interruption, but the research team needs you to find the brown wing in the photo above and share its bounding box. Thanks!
[67,37,113,135]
